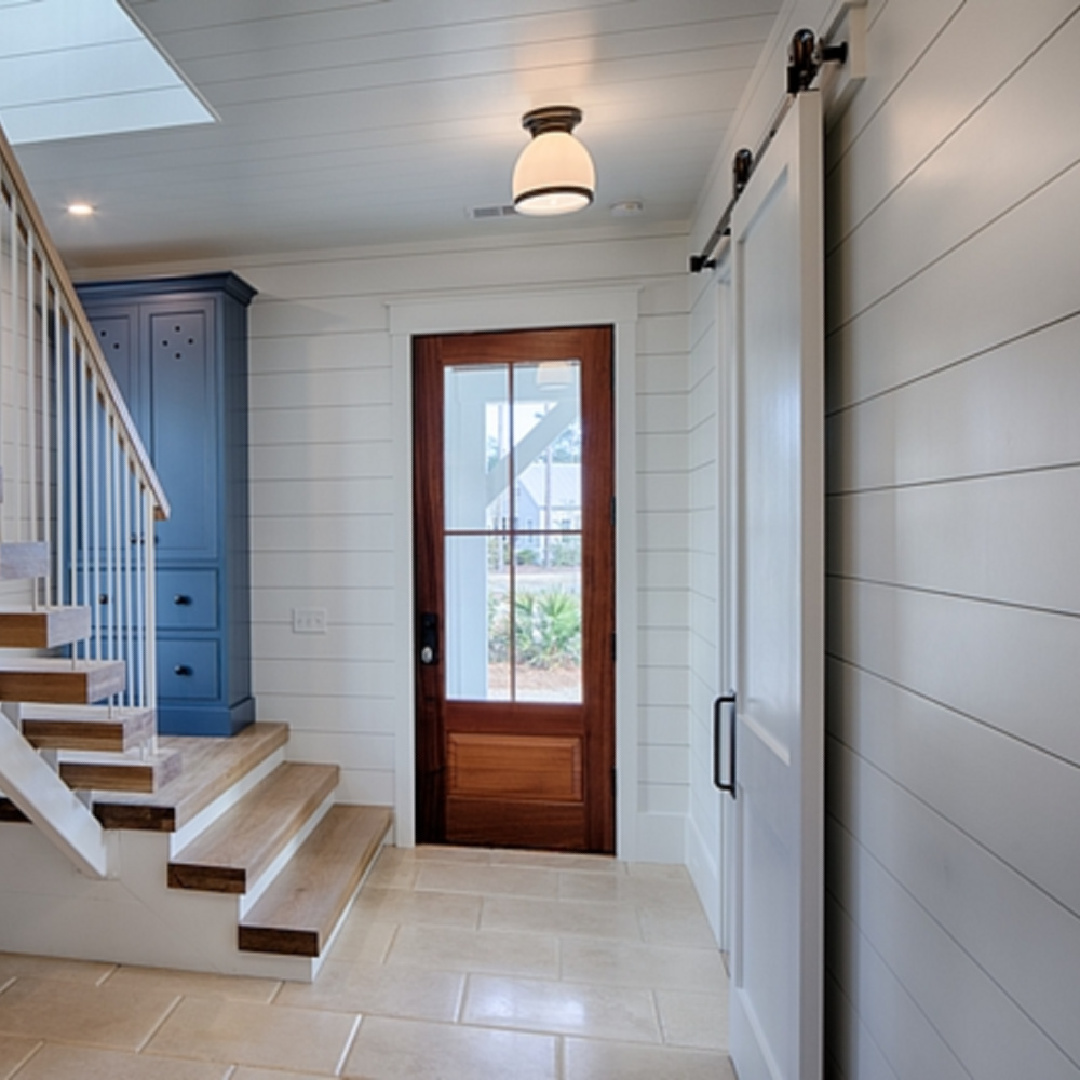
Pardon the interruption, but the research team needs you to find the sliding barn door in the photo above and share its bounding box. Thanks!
[728,90,825,1080]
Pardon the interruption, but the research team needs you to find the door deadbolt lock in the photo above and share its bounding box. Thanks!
[418,612,439,665]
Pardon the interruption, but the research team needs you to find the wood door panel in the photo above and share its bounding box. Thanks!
[448,733,583,801]
[414,326,614,853]
[446,798,587,851]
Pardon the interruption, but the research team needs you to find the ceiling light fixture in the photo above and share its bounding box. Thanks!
[512,106,595,217]
[67,202,95,216]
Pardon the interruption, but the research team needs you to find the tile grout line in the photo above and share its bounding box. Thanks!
[95,964,120,987]
[6,1038,45,1078]
[333,1012,364,1077]
[134,993,185,1054]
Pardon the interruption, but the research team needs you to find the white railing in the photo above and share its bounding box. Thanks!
[0,122,168,705]
[0,121,169,876]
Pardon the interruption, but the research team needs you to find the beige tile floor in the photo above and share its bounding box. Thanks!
[0,846,733,1079]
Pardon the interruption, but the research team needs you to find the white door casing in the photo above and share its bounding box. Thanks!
[728,90,825,1080]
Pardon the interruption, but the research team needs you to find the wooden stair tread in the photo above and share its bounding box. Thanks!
[0,542,50,581]
[58,749,182,794]
[0,606,91,648]
[0,659,126,704]
[92,722,289,832]
[240,805,392,958]
[20,704,154,752]
[168,762,339,894]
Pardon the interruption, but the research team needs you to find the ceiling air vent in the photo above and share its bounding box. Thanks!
[468,204,518,220]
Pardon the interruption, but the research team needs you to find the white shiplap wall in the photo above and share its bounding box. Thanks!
[81,225,692,861]
[688,0,1080,1073]
[824,0,1080,1075]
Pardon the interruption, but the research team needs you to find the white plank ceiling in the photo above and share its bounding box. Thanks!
[8,0,783,267]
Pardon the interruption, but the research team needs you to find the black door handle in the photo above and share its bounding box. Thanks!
[418,612,439,665]
[713,692,737,797]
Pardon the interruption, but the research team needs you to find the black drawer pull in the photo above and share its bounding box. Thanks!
[173,594,193,606]
[173,664,193,677]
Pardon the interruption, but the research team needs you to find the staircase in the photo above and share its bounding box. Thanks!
[0,717,391,979]
[0,113,391,980]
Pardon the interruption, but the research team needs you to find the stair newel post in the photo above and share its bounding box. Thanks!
[144,484,158,756]
[77,342,90,667]
[25,231,36,560]
[90,367,101,662]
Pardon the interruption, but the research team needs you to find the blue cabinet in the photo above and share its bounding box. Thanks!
[77,274,257,737]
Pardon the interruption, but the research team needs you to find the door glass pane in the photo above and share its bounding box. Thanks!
[444,364,511,530]
[513,534,582,703]
[511,362,581,538]
[445,534,509,701]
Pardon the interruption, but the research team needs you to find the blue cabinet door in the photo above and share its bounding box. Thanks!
[148,304,219,563]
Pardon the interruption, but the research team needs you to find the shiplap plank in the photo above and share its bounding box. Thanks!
[282,731,395,773]
[250,443,394,481]
[637,589,688,629]
[638,474,690,513]
[825,0,962,173]
[252,659,395,699]
[249,297,388,339]
[824,968,900,1080]
[251,552,395,590]
[830,4,1080,322]
[828,739,1080,1067]
[828,657,1080,917]
[249,404,394,445]
[252,625,398,663]
[827,155,1080,411]
[256,696,397,735]
[170,4,774,76]
[638,707,689,748]
[250,478,395,517]
[637,433,687,473]
[824,884,971,1080]
[827,577,1080,766]
[638,783,688,814]
[828,467,1080,614]
[251,588,395,625]
[249,514,394,553]
[637,353,689,394]
[639,513,692,551]
[250,331,390,372]
[827,314,1080,492]
[249,368,392,409]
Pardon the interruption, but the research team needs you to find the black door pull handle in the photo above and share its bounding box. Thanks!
[713,692,737,797]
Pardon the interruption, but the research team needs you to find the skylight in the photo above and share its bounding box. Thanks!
[0,0,214,145]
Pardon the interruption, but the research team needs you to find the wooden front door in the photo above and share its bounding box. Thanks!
[413,327,614,853]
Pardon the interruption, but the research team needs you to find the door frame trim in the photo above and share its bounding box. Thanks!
[389,286,640,857]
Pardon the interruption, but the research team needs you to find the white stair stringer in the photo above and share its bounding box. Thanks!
[0,714,109,878]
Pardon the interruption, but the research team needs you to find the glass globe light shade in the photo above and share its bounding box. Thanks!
[512,130,596,216]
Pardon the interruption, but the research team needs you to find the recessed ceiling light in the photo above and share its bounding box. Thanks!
[610,200,645,217]
[67,202,95,217]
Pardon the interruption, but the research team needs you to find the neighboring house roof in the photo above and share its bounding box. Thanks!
[517,462,581,510]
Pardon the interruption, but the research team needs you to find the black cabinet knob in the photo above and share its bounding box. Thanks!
[174,664,193,677]
[173,594,192,606]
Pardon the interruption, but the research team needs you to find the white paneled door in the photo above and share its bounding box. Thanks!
[728,90,824,1080]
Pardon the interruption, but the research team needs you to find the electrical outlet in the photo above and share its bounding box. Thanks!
[292,607,327,634]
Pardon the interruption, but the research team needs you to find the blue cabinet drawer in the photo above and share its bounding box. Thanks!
[158,569,218,630]
[158,639,220,701]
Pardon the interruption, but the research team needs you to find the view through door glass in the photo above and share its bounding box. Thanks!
[414,327,614,852]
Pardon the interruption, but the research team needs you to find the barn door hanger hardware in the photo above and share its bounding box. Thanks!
[787,28,849,96]
[689,27,848,274]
